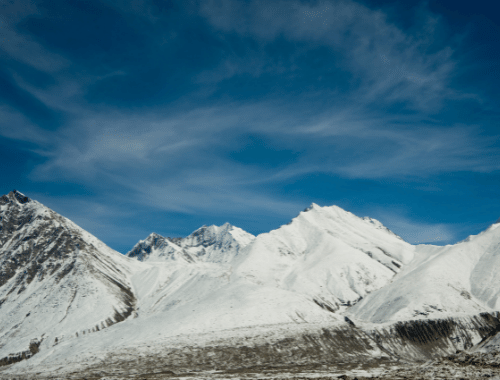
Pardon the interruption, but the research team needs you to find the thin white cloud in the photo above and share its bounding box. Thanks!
[26,100,500,188]
[136,180,303,217]
[333,124,500,178]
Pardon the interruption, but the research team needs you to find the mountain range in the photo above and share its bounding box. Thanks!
[1,189,499,378]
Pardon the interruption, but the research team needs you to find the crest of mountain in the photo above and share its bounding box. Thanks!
[0,190,138,362]
[348,220,500,323]
[126,222,255,263]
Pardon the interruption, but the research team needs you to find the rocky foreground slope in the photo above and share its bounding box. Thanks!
[0,190,500,378]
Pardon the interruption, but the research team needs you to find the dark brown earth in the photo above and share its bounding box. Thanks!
[1,354,499,380]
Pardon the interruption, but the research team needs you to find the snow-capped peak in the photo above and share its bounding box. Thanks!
[185,222,252,246]
[188,222,233,241]
[296,203,406,243]
[301,203,361,220]
[127,223,255,263]
[126,233,188,262]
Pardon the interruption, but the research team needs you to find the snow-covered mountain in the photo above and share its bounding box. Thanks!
[122,203,416,327]
[0,190,139,362]
[1,190,500,377]
[231,203,415,313]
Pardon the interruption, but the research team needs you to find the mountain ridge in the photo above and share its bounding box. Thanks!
[1,190,500,377]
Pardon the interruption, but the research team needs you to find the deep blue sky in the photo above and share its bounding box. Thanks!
[1,0,500,252]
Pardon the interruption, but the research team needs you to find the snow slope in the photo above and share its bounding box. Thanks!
[348,221,500,323]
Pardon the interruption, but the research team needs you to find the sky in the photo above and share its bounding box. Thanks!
[1,0,500,253]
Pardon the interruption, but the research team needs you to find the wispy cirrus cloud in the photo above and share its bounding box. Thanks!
[1,0,499,250]
[24,102,499,214]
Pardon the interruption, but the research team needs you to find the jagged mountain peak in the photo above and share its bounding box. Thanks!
[4,190,31,204]
[302,202,320,212]
[1,190,32,209]
[301,202,351,215]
